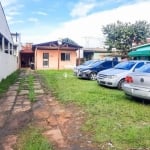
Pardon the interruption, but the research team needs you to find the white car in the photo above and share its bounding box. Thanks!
[122,64,150,100]
[97,60,150,89]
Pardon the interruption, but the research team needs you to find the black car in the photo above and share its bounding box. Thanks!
[73,59,99,76]
[77,60,119,80]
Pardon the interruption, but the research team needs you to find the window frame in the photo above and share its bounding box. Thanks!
[61,52,70,61]
[43,53,49,67]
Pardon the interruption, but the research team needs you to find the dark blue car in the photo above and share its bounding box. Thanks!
[77,60,119,80]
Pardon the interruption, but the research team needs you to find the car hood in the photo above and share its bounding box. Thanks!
[79,66,92,71]
[98,68,130,75]
[74,65,88,70]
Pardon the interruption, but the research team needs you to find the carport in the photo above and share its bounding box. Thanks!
[20,45,34,68]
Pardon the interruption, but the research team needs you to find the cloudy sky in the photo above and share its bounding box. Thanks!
[1,0,150,47]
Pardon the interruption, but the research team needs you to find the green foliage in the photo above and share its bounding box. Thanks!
[133,21,150,44]
[102,20,150,56]
[0,70,19,97]
[14,126,53,150]
[18,74,36,102]
[38,70,150,149]
[27,75,36,102]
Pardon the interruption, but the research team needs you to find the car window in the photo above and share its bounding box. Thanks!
[102,61,112,68]
[114,61,136,70]
[134,62,144,69]
[142,68,150,73]
[89,61,103,67]
[137,64,150,73]
[82,60,94,65]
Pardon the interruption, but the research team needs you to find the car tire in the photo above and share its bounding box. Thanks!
[89,72,97,80]
[117,79,125,90]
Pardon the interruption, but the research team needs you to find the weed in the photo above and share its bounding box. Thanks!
[0,70,19,97]
[14,126,53,150]
[27,75,36,102]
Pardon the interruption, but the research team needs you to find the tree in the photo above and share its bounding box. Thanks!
[102,21,150,56]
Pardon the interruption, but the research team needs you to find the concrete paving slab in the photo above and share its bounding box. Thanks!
[43,128,68,148]
[8,85,18,91]
[19,90,29,95]
[0,104,12,112]
[34,89,44,94]
[0,114,7,127]
[34,84,42,89]
[6,91,17,96]
[13,105,31,113]
[5,96,16,103]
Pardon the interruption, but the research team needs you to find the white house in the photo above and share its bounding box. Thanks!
[0,2,20,81]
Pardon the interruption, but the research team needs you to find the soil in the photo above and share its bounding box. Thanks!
[0,69,99,150]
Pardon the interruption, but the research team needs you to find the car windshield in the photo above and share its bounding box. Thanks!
[82,60,96,66]
[89,61,103,67]
[137,64,150,73]
[114,61,136,70]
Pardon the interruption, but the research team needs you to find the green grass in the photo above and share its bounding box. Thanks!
[14,126,53,150]
[27,75,36,102]
[19,74,36,102]
[0,70,19,97]
[38,70,150,149]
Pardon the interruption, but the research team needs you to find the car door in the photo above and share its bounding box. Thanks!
[133,62,144,71]
[97,61,112,72]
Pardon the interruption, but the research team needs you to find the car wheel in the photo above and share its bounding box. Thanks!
[89,72,97,80]
[117,79,125,90]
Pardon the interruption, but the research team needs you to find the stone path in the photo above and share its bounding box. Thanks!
[0,69,98,150]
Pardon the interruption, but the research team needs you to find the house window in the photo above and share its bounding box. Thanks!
[61,53,70,61]
[43,53,49,67]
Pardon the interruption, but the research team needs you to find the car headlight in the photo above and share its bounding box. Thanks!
[107,75,117,79]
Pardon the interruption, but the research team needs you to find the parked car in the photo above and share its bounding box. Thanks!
[76,60,118,80]
[97,60,150,89]
[73,59,99,76]
[122,63,150,100]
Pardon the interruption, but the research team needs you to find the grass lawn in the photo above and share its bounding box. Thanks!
[0,70,19,97]
[15,126,53,150]
[38,70,150,149]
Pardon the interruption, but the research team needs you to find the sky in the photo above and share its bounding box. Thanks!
[1,0,150,47]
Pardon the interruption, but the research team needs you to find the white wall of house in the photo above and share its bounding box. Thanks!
[76,49,83,58]
[0,3,13,43]
[0,52,18,81]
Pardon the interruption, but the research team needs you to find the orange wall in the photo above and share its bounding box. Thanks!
[35,49,77,70]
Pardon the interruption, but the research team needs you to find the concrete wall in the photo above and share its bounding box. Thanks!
[0,52,18,81]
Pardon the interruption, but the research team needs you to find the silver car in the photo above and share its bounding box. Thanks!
[122,64,150,100]
[97,60,150,89]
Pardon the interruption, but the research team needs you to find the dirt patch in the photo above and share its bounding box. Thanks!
[0,110,32,150]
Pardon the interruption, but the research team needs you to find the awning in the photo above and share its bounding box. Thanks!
[128,50,150,56]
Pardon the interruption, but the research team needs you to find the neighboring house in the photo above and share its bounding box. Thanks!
[0,2,20,81]
[128,43,150,60]
[20,43,34,68]
[77,47,120,61]
[20,38,82,70]
[11,32,22,57]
